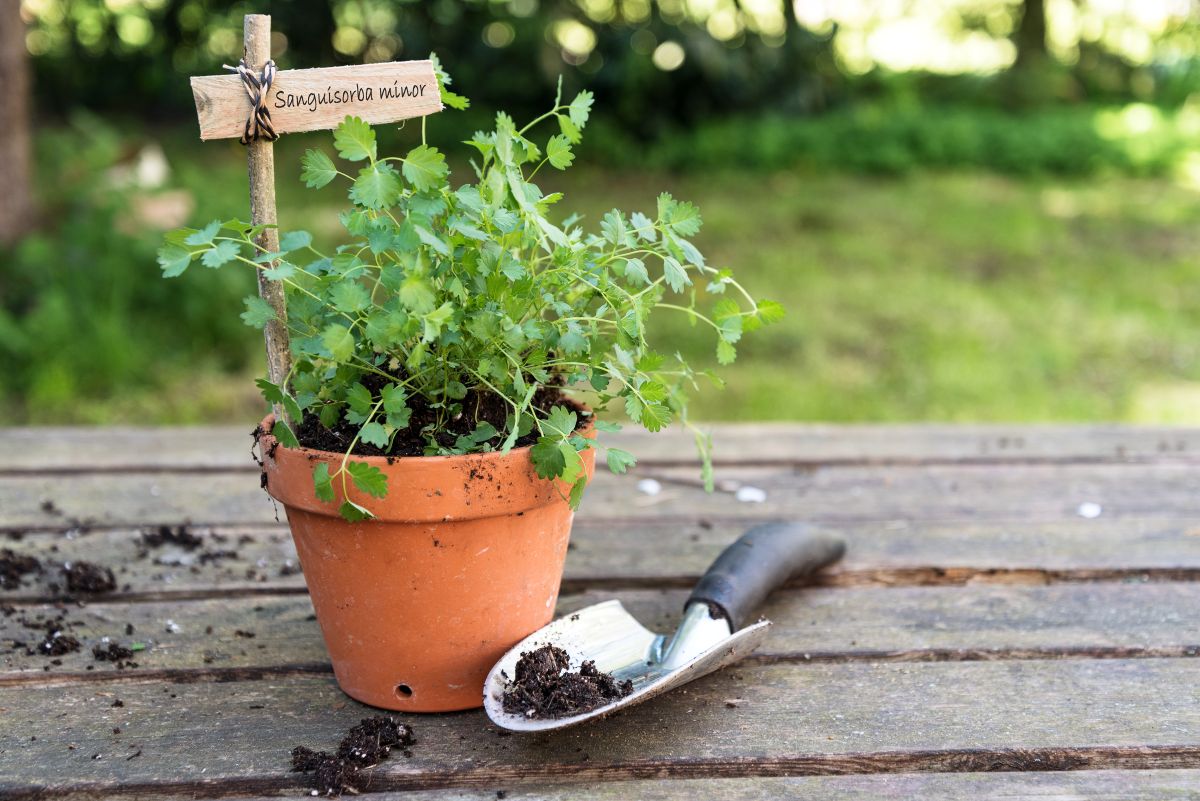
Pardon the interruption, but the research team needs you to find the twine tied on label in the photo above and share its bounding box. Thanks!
[223,59,280,145]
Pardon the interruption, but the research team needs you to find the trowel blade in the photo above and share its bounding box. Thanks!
[483,599,770,732]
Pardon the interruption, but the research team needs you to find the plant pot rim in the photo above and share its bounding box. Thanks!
[257,410,592,468]
[257,411,595,522]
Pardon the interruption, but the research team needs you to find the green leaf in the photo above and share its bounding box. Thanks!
[338,500,375,521]
[757,299,786,324]
[345,382,374,421]
[333,116,376,162]
[280,230,313,252]
[359,421,389,448]
[399,276,436,314]
[559,442,584,484]
[546,135,574,169]
[623,257,649,286]
[663,257,690,292]
[606,447,636,474]
[350,163,402,209]
[201,239,239,269]
[667,200,702,236]
[381,383,407,415]
[240,295,276,328]
[255,378,285,405]
[530,438,566,479]
[568,90,594,128]
[184,220,221,246]
[157,244,193,278]
[301,149,338,188]
[594,419,622,433]
[347,461,388,498]
[641,402,672,432]
[403,145,449,192]
[717,339,737,365]
[331,280,371,313]
[558,114,581,144]
[322,324,355,363]
[272,420,300,448]
[261,261,296,281]
[431,52,470,110]
[544,405,578,438]
[313,463,335,503]
[568,476,587,510]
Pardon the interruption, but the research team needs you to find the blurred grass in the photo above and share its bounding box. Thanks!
[7,117,1200,424]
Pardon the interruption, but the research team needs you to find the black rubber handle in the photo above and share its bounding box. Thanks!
[687,522,845,630]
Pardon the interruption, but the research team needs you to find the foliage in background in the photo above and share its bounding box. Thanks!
[160,80,780,518]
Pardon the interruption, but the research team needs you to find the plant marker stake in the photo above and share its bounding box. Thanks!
[242,14,290,422]
[188,14,443,424]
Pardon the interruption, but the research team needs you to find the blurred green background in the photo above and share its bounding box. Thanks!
[4,0,1200,424]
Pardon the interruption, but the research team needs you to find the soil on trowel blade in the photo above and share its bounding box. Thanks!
[290,716,415,796]
[500,644,633,719]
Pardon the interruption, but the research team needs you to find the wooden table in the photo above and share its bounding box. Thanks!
[3,424,1200,799]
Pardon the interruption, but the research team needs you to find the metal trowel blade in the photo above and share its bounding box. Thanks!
[483,599,769,732]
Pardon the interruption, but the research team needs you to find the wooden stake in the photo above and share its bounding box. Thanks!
[243,14,291,417]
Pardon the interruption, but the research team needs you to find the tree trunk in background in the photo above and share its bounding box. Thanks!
[0,0,33,246]
[1014,0,1048,68]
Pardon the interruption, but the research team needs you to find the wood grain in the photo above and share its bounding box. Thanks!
[4,462,1200,529]
[191,59,441,140]
[4,582,1199,684]
[5,424,1198,473]
[3,515,1199,601]
[205,771,1200,801]
[3,660,1200,797]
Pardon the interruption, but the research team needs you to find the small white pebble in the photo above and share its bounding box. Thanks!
[735,486,767,503]
[164,620,181,634]
[1077,501,1102,519]
[637,478,662,496]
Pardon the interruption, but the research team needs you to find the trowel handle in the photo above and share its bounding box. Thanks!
[687,522,845,630]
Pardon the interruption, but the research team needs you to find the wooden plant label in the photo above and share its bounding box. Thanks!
[190,60,443,141]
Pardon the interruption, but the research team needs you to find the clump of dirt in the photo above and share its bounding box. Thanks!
[140,525,202,551]
[293,375,582,457]
[62,561,116,594]
[0,548,40,589]
[500,645,633,719]
[92,642,138,668]
[23,614,81,657]
[290,716,415,796]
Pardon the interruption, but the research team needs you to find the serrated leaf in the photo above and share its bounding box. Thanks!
[403,144,449,192]
[399,276,436,314]
[757,299,786,324]
[350,163,402,209]
[240,295,276,328]
[623,257,649,286]
[606,447,636,474]
[568,90,594,128]
[558,114,581,143]
[272,420,299,448]
[668,200,702,236]
[313,463,335,503]
[157,243,193,278]
[334,116,376,162]
[346,460,388,498]
[359,421,389,448]
[261,261,296,281]
[201,239,239,269]
[345,382,373,419]
[559,442,584,484]
[322,324,355,363]
[338,499,375,521]
[594,419,622,433]
[301,149,338,188]
[331,280,371,313]
[546,135,574,170]
[641,402,671,432]
[544,405,578,438]
[255,377,285,405]
[184,220,220,246]
[280,230,313,252]
[717,339,737,365]
[568,476,587,510]
[663,257,690,292]
[530,438,566,479]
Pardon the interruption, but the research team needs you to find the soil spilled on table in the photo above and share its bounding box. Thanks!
[0,548,40,589]
[500,645,633,719]
[62,561,116,594]
[291,716,414,796]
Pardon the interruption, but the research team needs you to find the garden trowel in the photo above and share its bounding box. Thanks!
[484,522,845,732]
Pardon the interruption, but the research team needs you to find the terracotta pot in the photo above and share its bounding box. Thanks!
[258,414,594,712]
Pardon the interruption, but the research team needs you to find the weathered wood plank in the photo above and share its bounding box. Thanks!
[3,516,1200,602]
[2,660,1199,797]
[4,463,1200,529]
[202,771,1200,801]
[4,424,1198,473]
[4,582,1199,684]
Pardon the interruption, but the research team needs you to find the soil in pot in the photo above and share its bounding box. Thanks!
[500,644,633,719]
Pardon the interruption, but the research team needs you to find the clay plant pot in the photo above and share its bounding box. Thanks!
[258,414,595,712]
